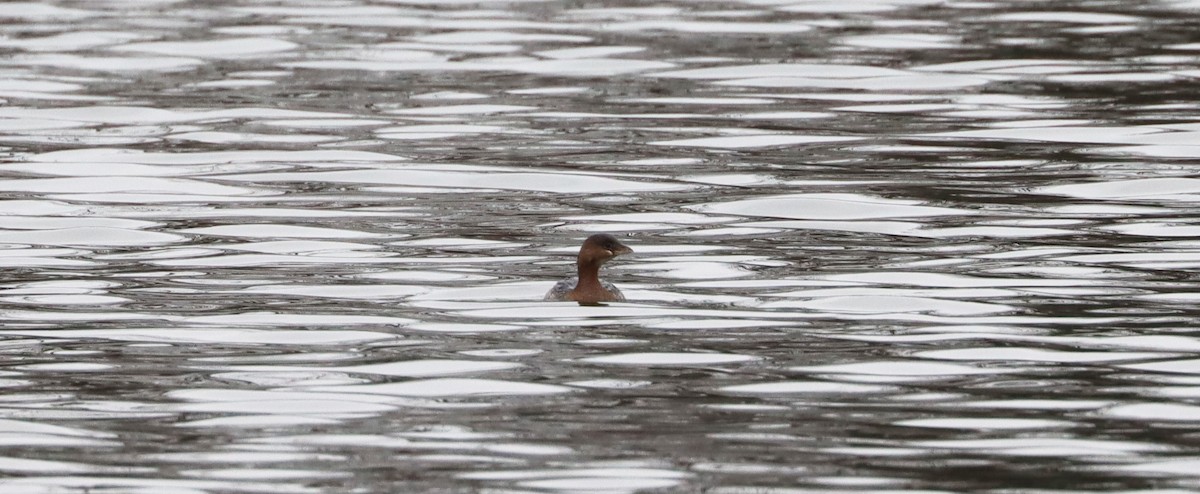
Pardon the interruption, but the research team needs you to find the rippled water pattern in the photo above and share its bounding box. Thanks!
[4,1,1200,492]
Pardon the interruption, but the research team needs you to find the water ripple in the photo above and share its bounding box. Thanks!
[0,0,1198,492]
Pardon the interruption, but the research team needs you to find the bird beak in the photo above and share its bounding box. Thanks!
[613,244,633,257]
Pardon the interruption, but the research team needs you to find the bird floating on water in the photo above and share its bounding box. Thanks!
[544,233,633,305]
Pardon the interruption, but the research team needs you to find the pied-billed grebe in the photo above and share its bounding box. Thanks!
[544,233,633,304]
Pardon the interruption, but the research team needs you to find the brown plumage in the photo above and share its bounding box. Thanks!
[544,234,633,305]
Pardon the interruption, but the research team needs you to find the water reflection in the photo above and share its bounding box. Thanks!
[3,0,1200,492]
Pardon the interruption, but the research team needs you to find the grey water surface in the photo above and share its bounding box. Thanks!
[2,0,1200,492]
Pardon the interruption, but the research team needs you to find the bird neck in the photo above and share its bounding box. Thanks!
[576,258,604,291]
